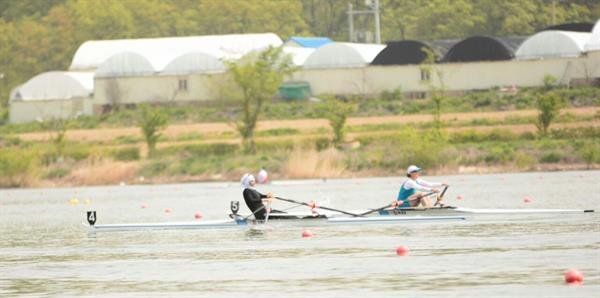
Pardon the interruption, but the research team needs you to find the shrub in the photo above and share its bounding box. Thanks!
[577,141,600,168]
[484,145,515,164]
[111,147,140,161]
[0,148,39,187]
[535,93,563,136]
[539,151,564,163]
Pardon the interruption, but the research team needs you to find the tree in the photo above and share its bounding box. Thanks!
[420,47,446,134]
[535,93,563,137]
[320,97,357,148]
[138,104,168,157]
[225,46,297,152]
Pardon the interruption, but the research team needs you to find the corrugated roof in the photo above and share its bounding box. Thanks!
[10,71,94,101]
[70,33,283,71]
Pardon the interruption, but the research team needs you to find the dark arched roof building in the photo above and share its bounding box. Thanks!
[441,36,526,63]
[542,22,594,33]
[371,39,458,65]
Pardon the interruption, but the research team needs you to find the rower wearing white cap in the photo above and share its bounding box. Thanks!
[396,165,447,208]
[241,173,276,220]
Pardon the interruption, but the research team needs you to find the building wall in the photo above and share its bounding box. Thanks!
[9,97,93,124]
[93,73,230,106]
[90,51,600,106]
[293,50,600,95]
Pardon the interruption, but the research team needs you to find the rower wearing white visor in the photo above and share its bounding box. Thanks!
[241,173,280,220]
[396,165,448,208]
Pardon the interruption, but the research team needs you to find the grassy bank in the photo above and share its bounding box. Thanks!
[1,85,599,188]
[1,124,598,188]
[2,86,599,135]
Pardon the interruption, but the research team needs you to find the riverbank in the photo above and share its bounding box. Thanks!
[1,108,598,188]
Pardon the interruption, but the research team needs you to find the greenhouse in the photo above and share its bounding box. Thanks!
[371,40,437,65]
[584,20,600,52]
[441,36,525,63]
[69,33,283,71]
[303,42,385,69]
[95,52,158,78]
[9,71,94,123]
[161,52,225,75]
[10,71,93,101]
[516,31,592,59]
[282,47,315,66]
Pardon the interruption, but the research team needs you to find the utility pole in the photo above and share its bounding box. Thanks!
[552,0,556,25]
[347,0,381,44]
[348,3,354,42]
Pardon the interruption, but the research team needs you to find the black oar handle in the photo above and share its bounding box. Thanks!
[434,185,449,207]
[275,197,362,217]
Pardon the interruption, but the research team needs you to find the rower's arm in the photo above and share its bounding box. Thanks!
[406,179,435,192]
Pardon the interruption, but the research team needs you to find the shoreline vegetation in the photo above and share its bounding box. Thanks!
[1,86,599,189]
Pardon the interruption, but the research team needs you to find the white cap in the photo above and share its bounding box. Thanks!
[406,165,422,174]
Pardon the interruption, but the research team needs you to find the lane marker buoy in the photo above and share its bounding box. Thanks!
[564,269,583,285]
[396,246,410,256]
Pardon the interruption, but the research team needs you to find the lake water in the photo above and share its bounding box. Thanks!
[1,171,599,297]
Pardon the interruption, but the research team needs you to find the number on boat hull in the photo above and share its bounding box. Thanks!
[230,201,239,215]
[87,211,97,226]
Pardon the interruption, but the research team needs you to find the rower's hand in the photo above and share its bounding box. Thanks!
[432,188,441,193]
[267,192,274,198]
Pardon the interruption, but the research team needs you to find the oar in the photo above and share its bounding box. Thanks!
[264,200,272,224]
[274,196,362,217]
[360,191,440,216]
[241,204,266,221]
[434,185,449,207]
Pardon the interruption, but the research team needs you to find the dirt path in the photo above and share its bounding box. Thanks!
[18,107,599,142]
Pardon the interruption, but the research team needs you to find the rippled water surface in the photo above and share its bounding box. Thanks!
[1,171,599,297]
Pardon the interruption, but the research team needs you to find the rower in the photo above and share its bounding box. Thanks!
[396,165,448,208]
[241,173,280,220]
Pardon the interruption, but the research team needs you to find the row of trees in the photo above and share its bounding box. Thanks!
[1,0,598,121]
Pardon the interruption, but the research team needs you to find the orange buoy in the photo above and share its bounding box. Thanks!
[564,269,583,285]
[164,208,172,213]
[396,245,410,256]
[302,230,314,238]
[194,211,203,220]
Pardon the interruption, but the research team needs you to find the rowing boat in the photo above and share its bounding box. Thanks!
[376,206,595,215]
[85,199,594,232]
[231,205,595,218]
[85,211,466,232]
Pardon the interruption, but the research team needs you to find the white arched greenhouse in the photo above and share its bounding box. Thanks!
[161,52,225,75]
[515,31,592,60]
[282,47,315,66]
[9,71,94,123]
[584,20,600,52]
[70,33,283,71]
[303,42,385,69]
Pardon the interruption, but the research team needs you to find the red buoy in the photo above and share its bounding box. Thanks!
[523,197,531,203]
[302,230,313,238]
[194,211,203,220]
[396,246,410,256]
[456,195,464,200]
[564,269,583,285]
[164,208,172,213]
[140,203,148,209]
